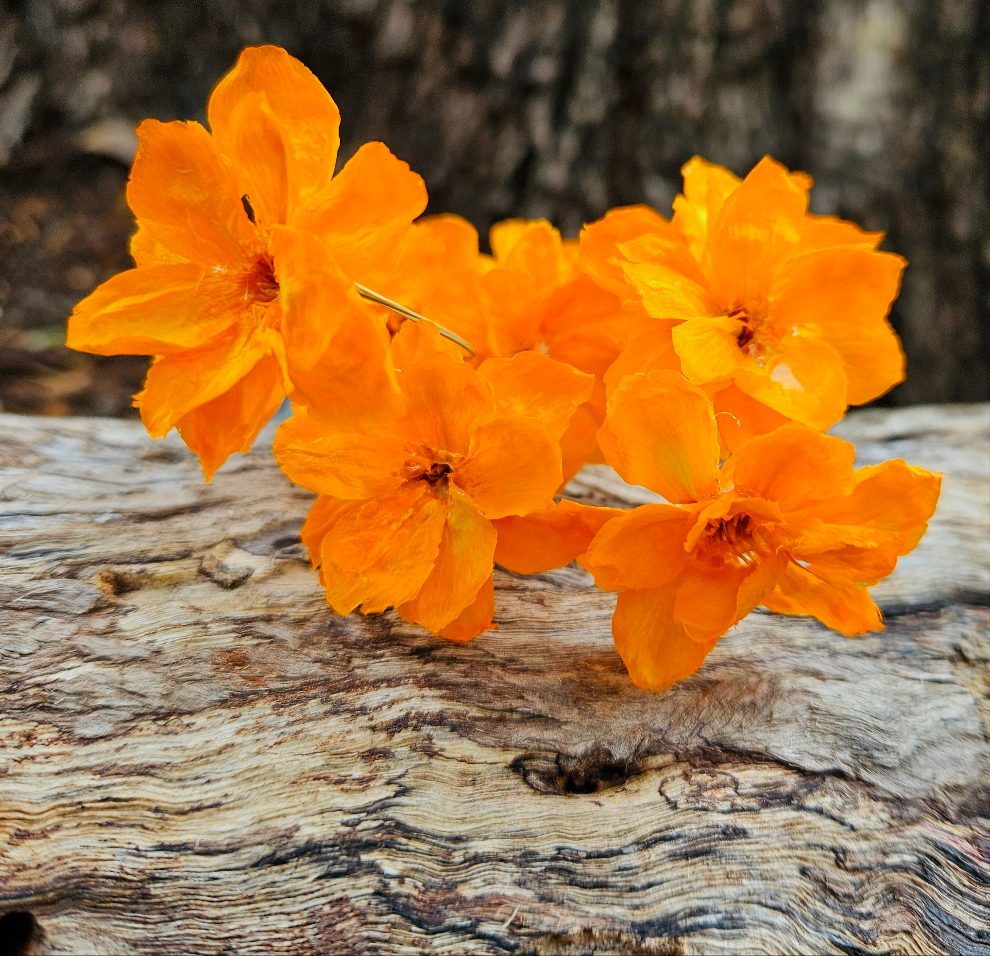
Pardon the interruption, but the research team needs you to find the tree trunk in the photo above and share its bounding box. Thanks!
[0,404,988,955]
[0,1,987,418]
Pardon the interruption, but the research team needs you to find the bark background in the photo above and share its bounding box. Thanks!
[0,0,987,417]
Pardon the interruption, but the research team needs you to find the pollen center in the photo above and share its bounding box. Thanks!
[729,305,770,359]
[416,462,452,488]
[695,513,760,567]
[251,252,279,304]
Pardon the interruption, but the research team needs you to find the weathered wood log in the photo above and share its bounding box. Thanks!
[0,404,988,955]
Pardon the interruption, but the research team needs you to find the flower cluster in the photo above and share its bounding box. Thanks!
[68,47,941,690]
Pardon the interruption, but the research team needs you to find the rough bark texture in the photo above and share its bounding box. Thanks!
[0,403,988,955]
[0,0,987,419]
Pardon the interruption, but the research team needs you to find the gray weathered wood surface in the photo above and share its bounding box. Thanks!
[1,404,988,955]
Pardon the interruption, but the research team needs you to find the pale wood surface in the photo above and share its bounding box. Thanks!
[0,404,988,955]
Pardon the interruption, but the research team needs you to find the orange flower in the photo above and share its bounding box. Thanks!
[274,346,611,640]
[580,156,906,452]
[582,370,940,691]
[415,216,633,483]
[67,46,439,479]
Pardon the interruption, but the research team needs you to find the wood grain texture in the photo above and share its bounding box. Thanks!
[0,404,988,955]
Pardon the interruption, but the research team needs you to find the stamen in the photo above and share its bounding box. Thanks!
[241,194,256,225]
[355,283,476,356]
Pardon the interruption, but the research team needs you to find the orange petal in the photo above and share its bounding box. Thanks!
[671,156,741,259]
[579,205,686,298]
[304,141,428,276]
[603,324,680,397]
[796,214,883,254]
[540,274,628,377]
[207,45,340,210]
[764,562,882,636]
[732,333,848,430]
[389,318,465,369]
[127,120,257,271]
[67,264,232,356]
[269,225,404,428]
[397,486,497,633]
[598,369,719,503]
[672,562,754,642]
[176,353,285,480]
[671,314,753,385]
[130,224,189,267]
[456,414,561,519]
[721,422,856,512]
[711,383,790,454]
[620,261,714,321]
[493,498,623,574]
[770,246,906,405]
[398,351,494,458]
[558,383,605,484]
[273,408,405,499]
[796,460,941,554]
[706,156,807,313]
[417,214,482,271]
[301,495,357,573]
[581,502,694,591]
[477,351,594,442]
[136,319,272,438]
[439,575,496,643]
[211,91,288,230]
[320,482,446,616]
[611,586,719,692]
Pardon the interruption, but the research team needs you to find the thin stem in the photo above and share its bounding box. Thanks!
[355,283,476,356]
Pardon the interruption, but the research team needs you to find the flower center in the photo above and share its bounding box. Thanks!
[250,252,279,304]
[694,512,761,568]
[729,305,773,361]
[412,461,453,488]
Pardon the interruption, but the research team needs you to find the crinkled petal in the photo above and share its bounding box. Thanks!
[721,422,856,512]
[711,383,790,454]
[796,214,883,254]
[582,502,694,591]
[397,486,496,633]
[792,460,941,554]
[303,141,428,276]
[456,414,561,519]
[273,408,405,499]
[770,246,906,405]
[578,205,676,297]
[598,369,719,503]
[439,575,496,643]
[129,224,189,267]
[671,314,753,385]
[136,317,272,438]
[213,91,288,230]
[612,586,720,692]
[603,324,680,397]
[705,156,807,313]
[558,381,606,483]
[478,351,594,442]
[208,45,340,211]
[270,225,404,428]
[764,562,883,636]
[127,119,258,271]
[732,333,848,430]
[301,495,357,573]
[320,482,446,615]
[67,264,234,356]
[398,351,494,459]
[494,498,623,575]
[177,352,285,480]
[621,261,714,321]
[671,156,741,259]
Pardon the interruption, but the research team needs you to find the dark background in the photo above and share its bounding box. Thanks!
[0,0,987,419]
